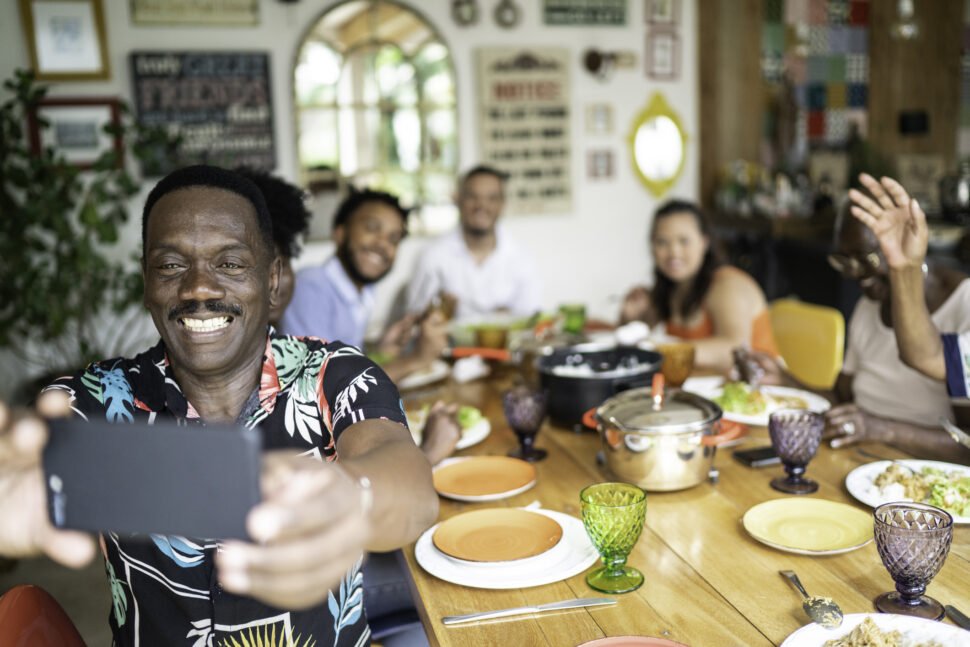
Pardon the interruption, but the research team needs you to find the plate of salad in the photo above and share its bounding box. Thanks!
[845,459,970,523]
[684,379,830,426]
[406,405,490,451]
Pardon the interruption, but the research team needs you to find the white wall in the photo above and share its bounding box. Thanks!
[0,0,699,398]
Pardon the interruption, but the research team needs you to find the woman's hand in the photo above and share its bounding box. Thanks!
[377,313,419,357]
[619,286,651,324]
[824,402,880,448]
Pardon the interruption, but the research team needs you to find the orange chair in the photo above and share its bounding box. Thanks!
[0,584,86,647]
[769,298,845,390]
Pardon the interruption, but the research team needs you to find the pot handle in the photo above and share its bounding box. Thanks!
[651,373,664,410]
[700,419,746,446]
[582,407,599,429]
[449,347,511,362]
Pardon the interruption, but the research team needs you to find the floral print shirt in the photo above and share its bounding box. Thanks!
[44,330,407,647]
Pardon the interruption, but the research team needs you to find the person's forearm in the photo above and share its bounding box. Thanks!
[873,416,970,463]
[889,266,945,380]
[691,337,741,372]
[342,438,438,551]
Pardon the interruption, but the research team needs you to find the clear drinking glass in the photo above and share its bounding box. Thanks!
[503,385,548,462]
[768,409,825,494]
[873,502,953,620]
[580,482,647,594]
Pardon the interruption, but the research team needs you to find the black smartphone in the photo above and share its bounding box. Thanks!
[732,445,781,467]
[43,418,262,539]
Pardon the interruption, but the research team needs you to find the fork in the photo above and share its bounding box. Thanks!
[855,448,917,475]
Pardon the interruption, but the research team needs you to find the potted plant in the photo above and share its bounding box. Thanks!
[0,69,179,403]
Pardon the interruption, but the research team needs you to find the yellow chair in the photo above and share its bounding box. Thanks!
[769,298,845,390]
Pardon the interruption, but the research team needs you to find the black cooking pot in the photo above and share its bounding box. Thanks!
[537,344,662,429]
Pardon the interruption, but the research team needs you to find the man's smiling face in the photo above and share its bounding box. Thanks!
[142,185,277,381]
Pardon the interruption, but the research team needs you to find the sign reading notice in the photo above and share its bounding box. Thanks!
[130,51,275,174]
[477,49,571,215]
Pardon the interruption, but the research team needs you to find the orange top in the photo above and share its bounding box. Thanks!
[666,308,780,357]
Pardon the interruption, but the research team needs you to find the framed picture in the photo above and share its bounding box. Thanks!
[28,97,123,169]
[130,0,259,26]
[646,0,679,25]
[586,104,614,135]
[587,149,615,179]
[646,31,679,80]
[19,0,110,81]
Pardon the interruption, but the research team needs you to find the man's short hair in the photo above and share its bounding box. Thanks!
[459,164,509,193]
[142,165,274,257]
[332,188,409,234]
[234,166,311,259]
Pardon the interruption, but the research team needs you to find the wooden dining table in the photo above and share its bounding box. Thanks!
[397,367,970,646]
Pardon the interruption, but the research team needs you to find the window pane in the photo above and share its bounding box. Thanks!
[375,45,417,105]
[415,42,454,105]
[425,109,457,168]
[337,107,378,175]
[295,41,341,106]
[392,108,420,172]
[338,47,380,106]
[298,109,338,169]
[375,1,431,55]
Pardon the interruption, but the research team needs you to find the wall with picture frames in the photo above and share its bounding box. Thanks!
[0,0,701,396]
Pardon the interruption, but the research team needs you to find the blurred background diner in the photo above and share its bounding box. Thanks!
[4,1,970,645]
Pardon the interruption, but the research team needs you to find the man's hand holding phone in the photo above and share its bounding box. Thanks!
[216,452,373,610]
[0,393,96,569]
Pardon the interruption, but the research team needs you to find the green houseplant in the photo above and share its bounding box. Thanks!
[0,69,179,401]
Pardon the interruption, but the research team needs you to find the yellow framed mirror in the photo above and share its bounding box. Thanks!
[628,92,687,198]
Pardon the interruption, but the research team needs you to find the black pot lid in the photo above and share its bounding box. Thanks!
[597,386,722,435]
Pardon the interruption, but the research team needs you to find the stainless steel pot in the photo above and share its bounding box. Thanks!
[591,381,741,491]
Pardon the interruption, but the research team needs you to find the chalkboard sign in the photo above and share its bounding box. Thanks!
[130,51,275,174]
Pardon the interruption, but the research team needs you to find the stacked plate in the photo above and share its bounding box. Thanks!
[415,507,600,589]
[432,456,537,502]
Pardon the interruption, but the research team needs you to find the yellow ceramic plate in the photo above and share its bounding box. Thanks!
[432,508,563,562]
[742,498,873,555]
[432,456,537,502]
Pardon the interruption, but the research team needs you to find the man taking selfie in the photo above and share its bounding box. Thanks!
[0,165,438,646]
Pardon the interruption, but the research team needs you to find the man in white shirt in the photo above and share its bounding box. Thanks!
[406,165,542,319]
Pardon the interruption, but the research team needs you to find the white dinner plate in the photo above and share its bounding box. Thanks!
[396,359,450,391]
[414,508,599,589]
[845,459,970,524]
[683,377,830,426]
[405,411,490,451]
[780,612,970,646]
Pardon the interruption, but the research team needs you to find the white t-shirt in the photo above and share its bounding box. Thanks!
[843,279,970,425]
[405,226,542,319]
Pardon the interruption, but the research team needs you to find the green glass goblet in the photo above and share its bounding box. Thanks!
[580,482,647,594]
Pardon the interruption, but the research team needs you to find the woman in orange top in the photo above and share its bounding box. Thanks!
[620,199,778,371]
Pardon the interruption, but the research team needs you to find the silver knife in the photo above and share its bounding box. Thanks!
[442,597,616,625]
[946,604,970,631]
[939,418,970,450]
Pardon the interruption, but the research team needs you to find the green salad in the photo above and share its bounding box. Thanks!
[418,404,483,430]
[713,382,767,415]
[922,467,970,518]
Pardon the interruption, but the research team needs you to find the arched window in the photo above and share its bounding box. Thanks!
[294,1,458,234]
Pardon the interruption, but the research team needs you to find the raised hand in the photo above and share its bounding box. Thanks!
[849,173,928,270]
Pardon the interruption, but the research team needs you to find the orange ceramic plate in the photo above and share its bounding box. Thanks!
[432,456,537,501]
[432,508,563,562]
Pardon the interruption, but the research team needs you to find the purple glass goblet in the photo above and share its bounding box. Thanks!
[502,385,548,462]
[873,502,953,620]
[768,409,824,494]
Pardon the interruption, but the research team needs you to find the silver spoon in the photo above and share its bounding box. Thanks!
[780,570,843,628]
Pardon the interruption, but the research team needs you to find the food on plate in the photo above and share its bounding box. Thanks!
[822,616,943,647]
[713,382,810,416]
[408,404,485,443]
[871,463,970,518]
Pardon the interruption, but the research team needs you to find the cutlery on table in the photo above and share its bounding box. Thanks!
[940,417,970,450]
[946,604,970,630]
[441,598,616,625]
[855,448,918,475]
[780,570,843,628]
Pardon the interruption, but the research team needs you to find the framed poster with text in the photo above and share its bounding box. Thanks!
[129,51,275,175]
[130,0,259,25]
[476,48,572,215]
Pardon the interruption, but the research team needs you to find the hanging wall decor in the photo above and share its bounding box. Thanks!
[19,0,110,81]
[477,48,572,214]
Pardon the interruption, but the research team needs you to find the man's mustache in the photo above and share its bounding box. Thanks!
[168,300,243,321]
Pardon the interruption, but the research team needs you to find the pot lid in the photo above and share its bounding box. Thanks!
[597,386,722,435]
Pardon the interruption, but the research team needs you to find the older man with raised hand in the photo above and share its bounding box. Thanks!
[406,165,543,320]
[0,165,438,646]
